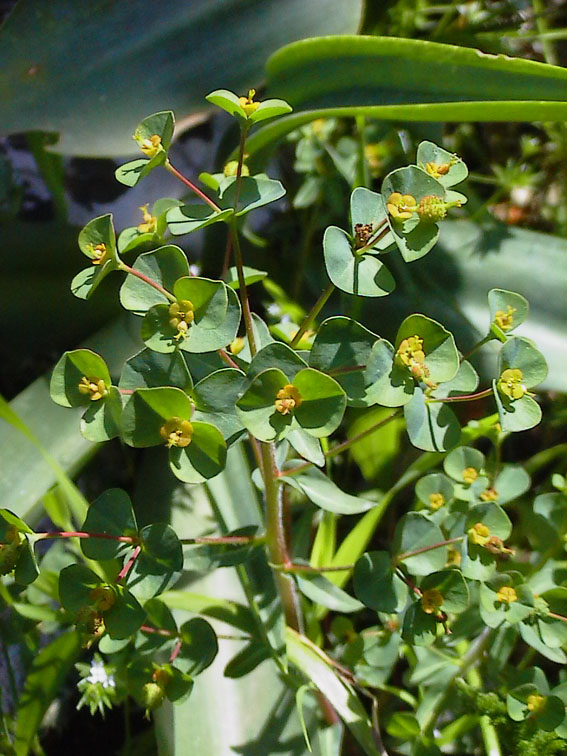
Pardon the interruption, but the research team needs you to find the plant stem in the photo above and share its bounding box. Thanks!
[35,530,136,543]
[118,262,176,302]
[165,160,221,212]
[179,534,263,545]
[278,562,355,574]
[355,221,390,255]
[260,442,303,633]
[221,232,233,278]
[279,409,401,478]
[117,545,141,582]
[461,335,494,362]
[218,349,240,369]
[428,388,494,404]
[290,283,335,348]
[396,536,464,563]
[231,222,257,356]
[466,664,503,756]
[422,627,493,737]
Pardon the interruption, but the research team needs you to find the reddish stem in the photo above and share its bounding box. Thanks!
[36,531,136,543]
[280,563,355,574]
[218,349,240,369]
[141,625,177,637]
[169,638,183,663]
[396,536,463,563]
[117,545,141,582]
[180,535,261,545]
[166,160,221,212]
[428,388,494,404]
[119,262,175,302]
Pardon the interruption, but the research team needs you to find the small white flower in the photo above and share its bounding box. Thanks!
[266,303,281,317]
[86,660,116,689]
[189,264,201,277]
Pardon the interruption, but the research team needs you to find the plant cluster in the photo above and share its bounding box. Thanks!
[1,89,566,756]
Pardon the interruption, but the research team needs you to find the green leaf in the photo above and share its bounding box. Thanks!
[288,467,376,515]
[249,98,293,124]
[183,526,260,571]
[493,464,530,505]
[402,602,438,647]
[420,570,469,613]
[287,627,382,756]
[160,591,258,636]
[247,342,308,382]
[120,245,189,314]
[225,265,268,289]
[431,360,478,399]
[395,314,460,385]
[353,551,408,613]
[382,166,444,262]
[166,205,233,235]
[169,421,227,484]
[80,488,138,561]
[177,618,218,676]
[127,523,183,601]
[296,571,364,613]
[80,385,122,442]
[443,446,486,499]
[59,563,102,613]
[488,288,529,338]
[415,474,455,511]
[13,632,81,756]
[323,225,395,297]
[287,429,325,467]
[493,379,543,433]
[192,368,245,442]
[364,340,414,407]
[393,513,448,576]
[498,336,548,387]
[119,348,193,392]
[205,89,247,119]
[236,367,294,442]
[350,187,392,251]
[122,387,193,447]
[416,141,468,187]
[309,317,378,407]
[293,368,346,438]
[14,537,39,585]
[404,388,461,453]
[218,176,286,216]
[73,213,119,299]
[0,510,34,535]
[224,642,271,678]
[134,110,175,150]
[50,349,111,408]
[104,585,146,639]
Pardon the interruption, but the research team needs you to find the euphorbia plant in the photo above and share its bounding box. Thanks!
[2,88,566,756]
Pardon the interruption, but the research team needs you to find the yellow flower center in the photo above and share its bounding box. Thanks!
[395,335,435,385]
[446,547,461,567]
[159,417,194,448]
[498,368,528,401]
[138,204,157,233]
[462,467,478,484]
[274,384,302,415]
[229,337,245,355]
[469,521,490,545]
[169,300,195,341]
[89,585,116,612]
[496,585,518,604]
[527,694,546,714]
[138,134,162,157]
[386,192,417,220]
[421,588,444,614]
[78,376,108,401]
[428,492,445,510]
[224,160,250,177]
[238,89,260,116]
[424,161,451,179]
[416,195,449,223]
[484,536,514,557]
[494,305,516,332]
[152,667,173,687]
[480,487,499,502]
[89,242,108,266]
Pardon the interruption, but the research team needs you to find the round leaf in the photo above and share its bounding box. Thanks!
[50,349,112,408]
[293,368,346,438]
[81,488,138,561]
[120,245,189,314]
[353,551,408,613]
[122,387,193,447]
[169,421,227,484]
[323,225,395,297]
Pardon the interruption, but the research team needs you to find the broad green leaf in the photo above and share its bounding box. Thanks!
[248,97,293,124]
[169,421,227,484]
[353,551,408,613]
[488,288,529,338]
[224,642,271,678]
[73,214,119,299]
[293,368,346,438]
[127,523,183,601]
[247,342,308,382]
[80,384,122,442]
[287,428,325,467]
[402,602,438,647]
[287,468,375,515]
[235,368,292,442]
[498,336,548,388]
[119,348,193,392]
[309,317,378,407]
[50,349,111,408]
[296,572,364,613]
[416,141,468,187]
[393,513,448,576]
[404,388,461,453]
[350,187,391,251]
[415,474,454,511]
[364,340,414,407]
[323,226,395,297]
[205,89,247,119]
[122,387,193,447]
[177,618,219,676]
[166,205,233,235]
[225,265,268,289]
[395,314,460,385]
[493,379,543,433]
[287,627,382,756]
[219,176,286,216]
[120,246,189,314]
[420,570,469,613]
[80,488,138,561]
[191,369,245,442]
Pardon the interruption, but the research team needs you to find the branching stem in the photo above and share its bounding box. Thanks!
[165,160,221,212]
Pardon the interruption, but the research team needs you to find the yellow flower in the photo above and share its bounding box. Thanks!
[386,192,417,220]
[416,195,449,223]
[496,585,517,604]
[527,694,546,714]
[78,376,108,401]
[429,493,445,510]
[498,368,528,401]
[88,242,108,266]
[494,305,516,332]
[421,588,443,614]
[462,467,478,485]
[238,89,260,116]
[424,161,451,179]
[480,487,499,502]
[89,585,116,612]
[138,134,162,158]
[229,337,245,355]
[160,417,194,448]
[138,204,157,233]
[274,384,302,415]
[469,521,490,546]
[224,160,250,177]
[169,300,195,341]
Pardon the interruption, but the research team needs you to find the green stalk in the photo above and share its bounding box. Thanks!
[289,283,335,349]
[260,441,303,633]
[466,665,502,756]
